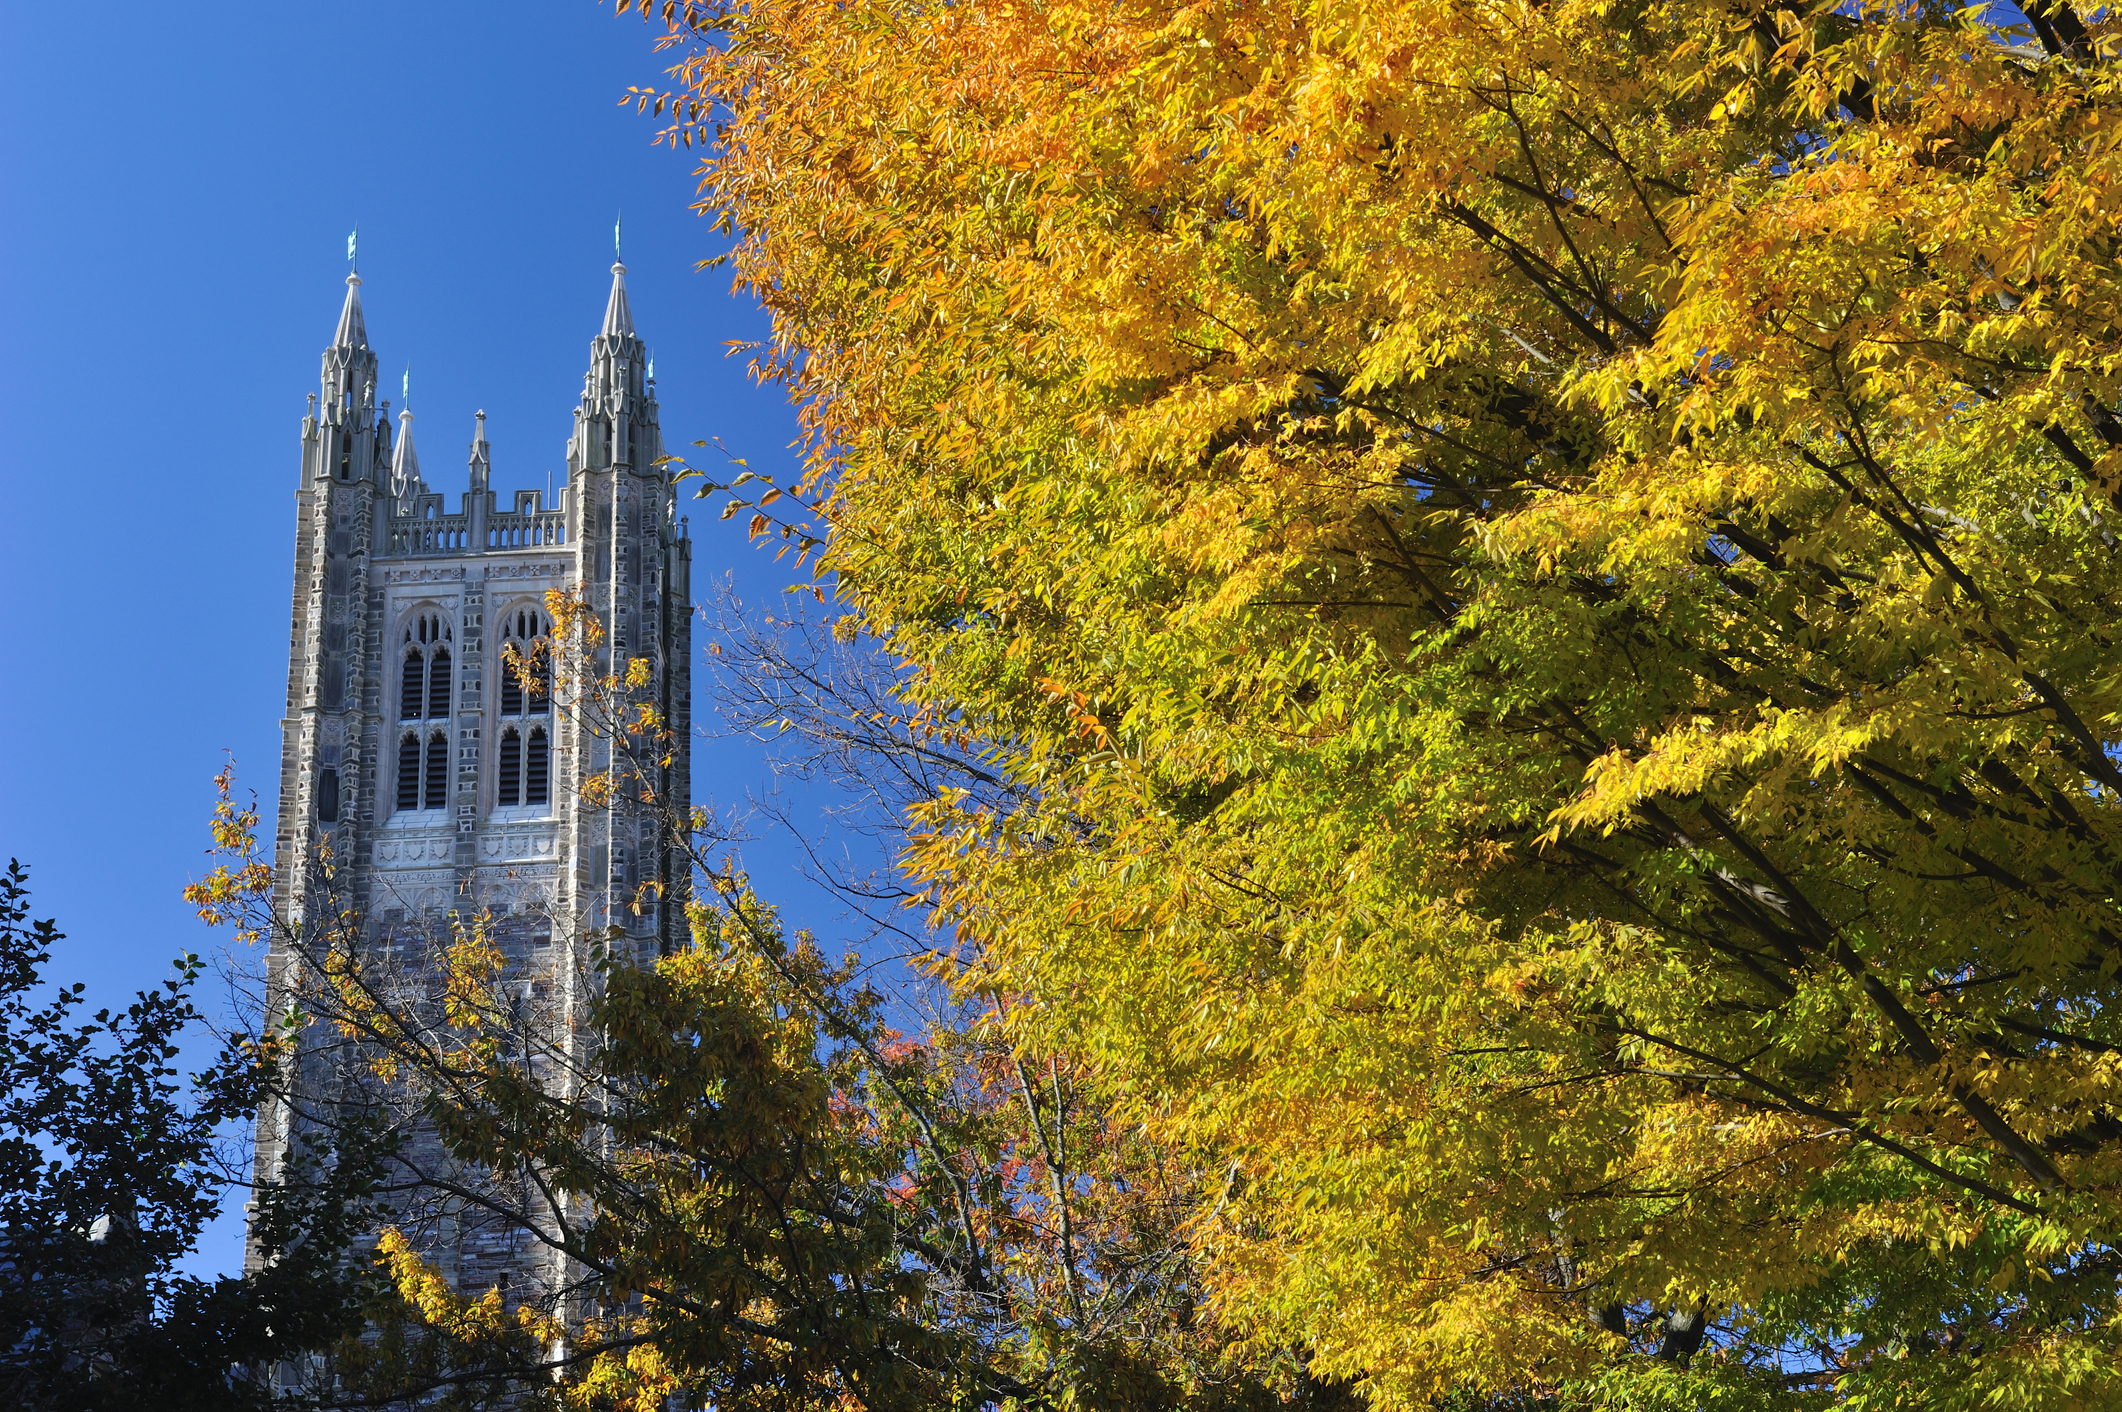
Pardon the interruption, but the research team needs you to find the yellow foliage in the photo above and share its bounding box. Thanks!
[629,0,2122,1403]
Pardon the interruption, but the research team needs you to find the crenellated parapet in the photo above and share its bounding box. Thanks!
[384,489,571,558]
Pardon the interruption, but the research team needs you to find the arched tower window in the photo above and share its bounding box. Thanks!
[399,611,454,724]
[497,728,522,807]
[524,728,549,806]
[498,607,551,718]
[392,613,467,817]
[423,732,449,811]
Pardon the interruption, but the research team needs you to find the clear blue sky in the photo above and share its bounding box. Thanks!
[0,0,853,1275]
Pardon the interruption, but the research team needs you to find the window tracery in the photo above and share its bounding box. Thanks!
[399,611,454,722]
[494,606,553,813]
[391,611,458,817]
[498,607,551,718]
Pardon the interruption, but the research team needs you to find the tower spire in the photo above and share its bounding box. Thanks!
[334,272,368,349]
[602,261,634,339]
[570,250,656,479]
[392,406,420,494]
[469,409,490,492]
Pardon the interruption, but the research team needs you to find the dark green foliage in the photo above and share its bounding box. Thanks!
[0,861,382,1409]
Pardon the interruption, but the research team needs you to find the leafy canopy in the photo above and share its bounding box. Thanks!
[631,0,2122,1405]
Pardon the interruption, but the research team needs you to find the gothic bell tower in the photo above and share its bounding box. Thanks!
[251,257,694,1311]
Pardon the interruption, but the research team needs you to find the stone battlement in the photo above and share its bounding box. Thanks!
[385,491,570,558]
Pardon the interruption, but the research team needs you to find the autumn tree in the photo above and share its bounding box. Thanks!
[624,0,2122,1405]
[182,596,1323,1412]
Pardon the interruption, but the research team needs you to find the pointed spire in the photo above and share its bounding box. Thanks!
[334,273,368,348]
[602,262,634,338]
[392,407,420,492]
[469,410,490,489]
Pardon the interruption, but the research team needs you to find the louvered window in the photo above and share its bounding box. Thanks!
[524,729,549,806]
[400,652,424,719]
[498,729,522,807]
[397,734,421,810]
[423,732,449,810]
[401,613,455,723]
[427,648,452,719]
[499,609,551,718]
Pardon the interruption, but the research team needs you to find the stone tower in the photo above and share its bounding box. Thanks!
[249,263,692,1304]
